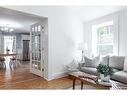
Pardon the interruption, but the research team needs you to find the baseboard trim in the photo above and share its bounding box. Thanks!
[44,77,53,81]
[52,71,68,80]
[43,71,68,81]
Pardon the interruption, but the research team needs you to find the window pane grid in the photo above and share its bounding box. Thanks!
[95,21,114,55]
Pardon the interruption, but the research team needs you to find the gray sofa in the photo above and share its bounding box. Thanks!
[79,56,127,84]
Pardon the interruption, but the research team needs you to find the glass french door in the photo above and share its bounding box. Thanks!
[30,23,44,77]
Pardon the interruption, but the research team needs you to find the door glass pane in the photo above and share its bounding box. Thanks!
[38,62,41,70]
[32,60,41,70]
[35,26,37,32]
[32,27,34,32]
[32,61,37,68]
[31,24,42,71]
[38,25,41,31]
[32,52,35,60]
[38,52,41,61]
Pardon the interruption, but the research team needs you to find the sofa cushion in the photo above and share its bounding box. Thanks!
[109,56,125,70]
[80,67,98,76]
[112,68,120,73]
[100,56,109,65]
[85,56,100,68]
[124,56,127,72]
[111,71,127,84]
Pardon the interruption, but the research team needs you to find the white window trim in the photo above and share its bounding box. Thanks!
[92,19,118,56]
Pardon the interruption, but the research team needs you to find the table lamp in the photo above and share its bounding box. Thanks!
[78,43,88,62]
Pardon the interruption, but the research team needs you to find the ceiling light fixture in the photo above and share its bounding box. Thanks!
[0,24,14,32]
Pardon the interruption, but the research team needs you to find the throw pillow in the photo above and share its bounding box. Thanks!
[100,56,109,65]
[84,56,93,67]
[66,59,79,71]
[124,56,127,72]
[85,56,100,68]
[109,56,125,70]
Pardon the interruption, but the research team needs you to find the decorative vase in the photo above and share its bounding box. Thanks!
[100,74,110,82]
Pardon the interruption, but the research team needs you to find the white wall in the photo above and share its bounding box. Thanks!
[119,10,127,56]
[5,6,84,80]
[48,13,84,80]
[83,9,127,57]
[49,15,84,79]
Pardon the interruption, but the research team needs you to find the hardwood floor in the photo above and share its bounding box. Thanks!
[2,60,126,90]
[0,60,73,89]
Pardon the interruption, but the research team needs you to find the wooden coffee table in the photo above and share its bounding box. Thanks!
[68,71,127,90]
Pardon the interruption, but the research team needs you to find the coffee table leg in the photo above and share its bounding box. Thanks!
[81,81,83,90]
[73,79,76,90]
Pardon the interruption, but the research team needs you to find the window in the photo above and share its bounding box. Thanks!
[4,36,16,53]
[92,21,114,56]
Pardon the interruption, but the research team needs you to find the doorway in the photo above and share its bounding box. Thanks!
[0,7,48,81]
[23,40,30,61]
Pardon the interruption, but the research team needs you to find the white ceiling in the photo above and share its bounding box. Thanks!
[0,7,45,33]
[1,6,127,33]
[5,6,127,22]
[65,6,127,22]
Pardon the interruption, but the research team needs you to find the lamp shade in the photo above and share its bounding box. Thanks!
[78,43,88,51]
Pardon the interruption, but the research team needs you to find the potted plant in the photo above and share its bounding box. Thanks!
[96,64,114,82]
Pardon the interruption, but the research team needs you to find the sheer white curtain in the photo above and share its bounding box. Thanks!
[4,36,16,54]
[12,36,16,53]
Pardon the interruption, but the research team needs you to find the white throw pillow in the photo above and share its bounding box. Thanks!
[124,56,127,72]
[85,56,100,68]
[66,59,79,71]
[109,56,125,70]
[100,56,109,65]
